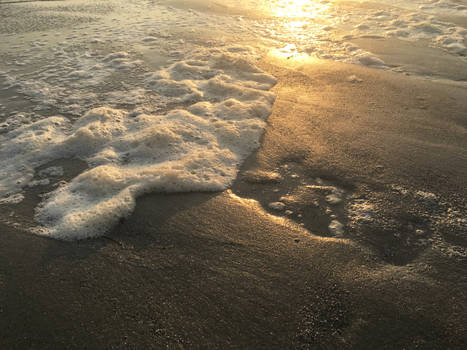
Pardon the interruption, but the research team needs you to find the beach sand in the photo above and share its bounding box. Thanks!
[1,56,466,349]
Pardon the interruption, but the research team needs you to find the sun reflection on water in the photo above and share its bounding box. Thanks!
[265,0,332,58]
[267,0,332,40]
[272,0,330,19]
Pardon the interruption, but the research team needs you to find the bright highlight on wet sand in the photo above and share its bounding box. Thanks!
[0,0,466,349]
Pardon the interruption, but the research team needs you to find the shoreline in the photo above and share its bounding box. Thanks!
[1,56,466,348]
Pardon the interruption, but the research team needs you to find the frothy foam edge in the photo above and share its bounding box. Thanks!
[0,49,276,240]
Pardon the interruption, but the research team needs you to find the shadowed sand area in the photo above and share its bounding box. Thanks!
[1,57,466,349]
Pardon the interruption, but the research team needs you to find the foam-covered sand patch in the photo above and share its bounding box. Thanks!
[0,49,276,240]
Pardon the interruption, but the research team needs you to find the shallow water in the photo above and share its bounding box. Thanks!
[0,0,466,239]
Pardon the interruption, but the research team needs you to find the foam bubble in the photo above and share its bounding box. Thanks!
[329,220,345,237]
[268,202,286,211]
[356,54,387,67]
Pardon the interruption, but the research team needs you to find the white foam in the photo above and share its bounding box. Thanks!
[348,199,375,224]
[347,75,363,83]
[0,193,24,205]
[329,220,345,237]
[326,193,343,205]
[356,53,386,67]
[39,166,64,178]
[28,179,51,187]
[268,202,286,211]
[0,49,276,240]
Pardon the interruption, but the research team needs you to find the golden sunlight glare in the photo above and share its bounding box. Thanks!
[272,0,329,19]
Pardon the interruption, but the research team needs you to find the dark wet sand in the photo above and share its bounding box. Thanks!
[1,57,466,349]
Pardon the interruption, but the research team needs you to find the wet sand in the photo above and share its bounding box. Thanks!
[1,56,466,349]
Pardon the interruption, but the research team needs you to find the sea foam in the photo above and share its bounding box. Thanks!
[0,49,276,240]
